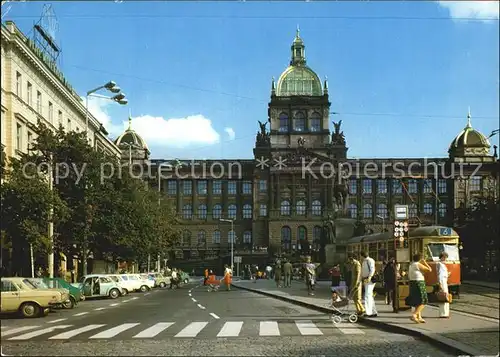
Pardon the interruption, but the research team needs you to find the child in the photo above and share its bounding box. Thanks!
[331,289,342,303]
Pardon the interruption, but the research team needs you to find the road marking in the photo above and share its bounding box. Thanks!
[188,293,192,297]
[1,326,40,337]
[217,321,243,337]
[209,313,220,319]
[191,298,197,302]
[89,323,140,339]
[174,322,208,337]
[197,304,205,310]
[110,303,119,306]
[133,322,174,338]
[49,324,105,340]
[122,299,132,303]
[295,320,323,335]
[94,307,106,311]
[335,322,364,335]
[259,321,280,336]
[8,325,72,340]
[73,312,89,316]
[144,293,150,296]
[47,318,67,324]
[131,297,139,300]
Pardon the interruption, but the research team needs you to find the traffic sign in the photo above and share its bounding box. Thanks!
[394,205,409,219]
[234,256,242,263]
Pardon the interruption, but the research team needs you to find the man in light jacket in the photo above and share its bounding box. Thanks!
[361,251,378,317]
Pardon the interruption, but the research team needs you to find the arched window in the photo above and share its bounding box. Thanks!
[182,230,191,246]
[293,111,306,132]
[198,204,207,219]
[312,200,322,216]
[279,113,289,132]
[423,203,433,215]
[348,204,358,219]
[297,226,307,245]
[363,204,372,218]
[310,112,321,132]
[212,230,221,244]
[182,204,192,219]
[409,203,418,218]
[281,226,291,251]
[377,203,388,219]
[212,204,222,219]
[228,204,237,219]
[439,203,447,218]
[281,200,291,216]
[228,230,236,244]
[296,200,306,216]
[242,204,252,219]
[197,230,206,246]
[243,231,252,244]
[313,226,322,250]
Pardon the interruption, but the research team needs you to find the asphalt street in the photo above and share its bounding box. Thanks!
[1,280,455,356]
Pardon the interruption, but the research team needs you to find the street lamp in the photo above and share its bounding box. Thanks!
[85,81,127,143]
[377,215,386,232]
[220,218,235,269]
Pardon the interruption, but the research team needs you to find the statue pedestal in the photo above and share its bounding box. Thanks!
[324,244,337,266]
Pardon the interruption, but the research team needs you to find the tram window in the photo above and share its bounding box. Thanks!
[427,243,459,261]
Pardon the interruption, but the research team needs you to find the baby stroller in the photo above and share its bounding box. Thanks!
[326,286,358,324]
[206,274,220,292]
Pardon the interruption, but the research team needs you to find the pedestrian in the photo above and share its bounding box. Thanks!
[383,257,397,310]
[406,253,432,323]
[304,256,317,296]
[265,265,272,279]
[223,264,232,291]
[347,254,365,316]
[283,259,293,288]
[274,261,282,288]
[437,252,450,318]
[170,268,179,289]
[329,264,341,287]
[204,268,209,286]
[360,251,378,317]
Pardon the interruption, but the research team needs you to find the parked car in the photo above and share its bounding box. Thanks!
[42,277,84,308]
[27,278,72,309]
[147,273,170,288]
[1,277,64,318]
[72,275,124,299]
[178,271,190,284]
[132,274,154,291]
[107,274,139,294]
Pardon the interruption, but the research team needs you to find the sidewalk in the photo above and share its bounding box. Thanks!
[463,280,500,290]
[233,279,499,356]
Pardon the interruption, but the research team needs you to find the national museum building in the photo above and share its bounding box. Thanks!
[115,30,499,263]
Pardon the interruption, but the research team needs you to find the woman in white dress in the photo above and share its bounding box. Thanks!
[437,252,450,318]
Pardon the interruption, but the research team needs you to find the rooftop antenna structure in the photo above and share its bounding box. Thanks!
[32,3,61,65]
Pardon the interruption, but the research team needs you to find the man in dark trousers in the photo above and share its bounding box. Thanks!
[283,259,293,288]
[383,257,397,312]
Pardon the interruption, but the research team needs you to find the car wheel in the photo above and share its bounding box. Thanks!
[159,282,166,288]
[184,278,189,284]
[20,302,41,318]
[109,288,120,299]
[62,296,76,309]
[122,288,128,296]
[140,285,148,292]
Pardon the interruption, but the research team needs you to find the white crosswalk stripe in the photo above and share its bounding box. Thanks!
[2,319,367,341]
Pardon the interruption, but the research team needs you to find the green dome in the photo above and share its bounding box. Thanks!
[448,110,491,157]
[114,116,149,150]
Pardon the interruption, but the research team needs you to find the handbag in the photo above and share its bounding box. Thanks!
[436,290,452,303]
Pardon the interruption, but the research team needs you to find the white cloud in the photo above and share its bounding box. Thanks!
[84,96,122,134]
[437,1,499,21]
[224,127,236,141]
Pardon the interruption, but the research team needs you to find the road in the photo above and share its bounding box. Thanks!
[2,280,455,356]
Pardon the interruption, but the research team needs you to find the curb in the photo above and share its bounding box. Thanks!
[232,283,483,357]
[462,281,500,290]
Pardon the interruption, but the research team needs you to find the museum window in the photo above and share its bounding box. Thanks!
[26,82,32,106]
[36,91,42,113]
[311,200,322,216]
[213,180,222,195]
[377,179,388,194]
[259,204,267,217]
[470,176,481,191]
[27,131,33,149]
[408,179,417,194]
[212,204,222,219]
[423,179,432,194]
[243,231,252,244]
[228,181,237,195]
[48,102,53,123]
[409,203,418,218]
[293,112,306,132]
[182,231,191,246]
[310,112,321,132]
[437,179,447,194]
[198,204,207,219]
[281,200,291,216]
[279,113,289,132]
[348,204,357,219]
[377,203,388,219]
[197,180,208,195]
[362,179,372,194]
[313,226,322,250]
[259,179,267,192]
[212,230,221,244]
[281,226,292,251]
[228,204,237,219]
[242,181,252,195]
[349,179,357,195]
[423,203,433,215]
[183,181,192,195]
[242,204,252,219]
[197,230,206,246]
[16,72,22,97]
[182,204,192,219]
[363,204,373,218]
[297,226,307,245]
[16,123,22,150]
[167,180,177,195]
[58,110,63,126]
[392,179,402,194]
[439,203,447,218]
[296,200,306,216]
[228,230,236,244]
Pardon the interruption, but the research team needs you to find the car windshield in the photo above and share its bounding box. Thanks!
[427,243,460,261]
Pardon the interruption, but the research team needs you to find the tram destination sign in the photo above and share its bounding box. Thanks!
[394,205,409,220]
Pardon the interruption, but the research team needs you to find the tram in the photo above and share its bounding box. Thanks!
[347,226,461,295]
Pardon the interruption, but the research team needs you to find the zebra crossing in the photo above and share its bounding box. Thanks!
[1,319,366,341]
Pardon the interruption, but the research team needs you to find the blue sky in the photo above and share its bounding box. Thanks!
[6,1,499,159]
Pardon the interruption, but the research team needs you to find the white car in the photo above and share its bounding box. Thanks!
[136,274,155,290]
[107,274,138,294]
